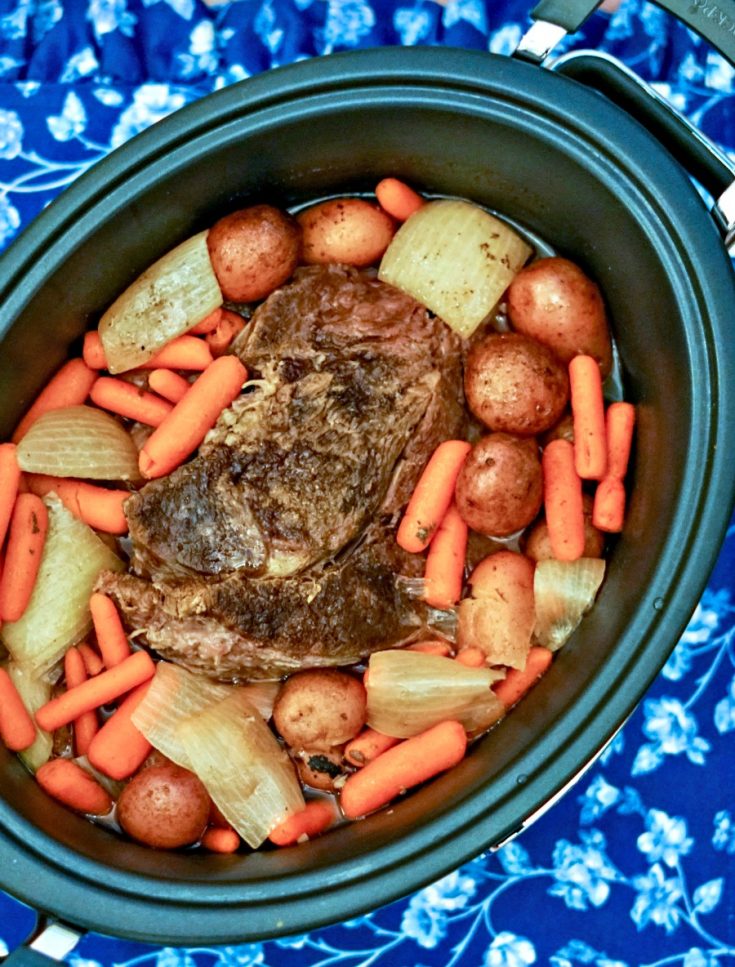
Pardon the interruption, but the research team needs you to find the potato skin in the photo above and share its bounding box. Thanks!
[117,763,211,850]
[207,204,301,302]
[273,669,367,752]
[455,433,542,537]
[507,257,613,377]
[297,198,395,267]
[464,331,569,435]
[294,749,346,791]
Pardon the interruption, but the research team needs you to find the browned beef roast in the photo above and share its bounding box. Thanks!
[99,264,464,680]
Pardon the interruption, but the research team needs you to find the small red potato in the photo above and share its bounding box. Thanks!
[297,198,395,266]
[457,550,536,668]
[507,257,613,377]
[207,204,301,302]
[273,669,367,752]
[523,493,605,561]
[464,331,569,435]
[117,763,211,849]
[455,433,543,537]
[294,749,346,791]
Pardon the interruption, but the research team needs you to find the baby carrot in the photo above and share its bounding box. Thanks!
[148,369,191,404]
[455,646,486,667]
[0,667,36,751]
[205,309,246,357]
[201,826,241,853]
[542,438,585,562]
[64,647,99,756]
[25,474,129,535]
[397,440,472,553]
[344,727,400,767]
[375,177,425,222]
[35,650,155,733]
[0,443,21,549]
[35,758,112,815]
[422,503,468,609]
[408,640,453,657]
[569,354,607,480]
[77,642,104,677]
[89,592,131,667]
[268,800,338,846]
[189,307,223,335]
[493,646,553,709]
[592,476,626,533]
[83,331,214,372]
[0,493,48,622]
[604,401,635,480]
[87,681,152,780]
[139,355,247,479]
[90,376,173,427]
[12,359,98,443]
[340,720,467,820]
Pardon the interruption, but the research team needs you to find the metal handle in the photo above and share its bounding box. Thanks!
[528,0,735,65]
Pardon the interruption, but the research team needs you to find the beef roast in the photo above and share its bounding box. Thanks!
[100,264,464,680]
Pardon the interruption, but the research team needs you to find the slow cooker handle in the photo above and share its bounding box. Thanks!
[527,0,735,65]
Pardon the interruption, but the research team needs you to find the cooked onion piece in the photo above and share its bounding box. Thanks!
[99,230,222,374]
[1,496,124,674]
[16,405,141,481]
[177,691,305,848]
[7,660,52,771]
[366,649,505,738]
[378,199,532,338]
[533,558,606,651]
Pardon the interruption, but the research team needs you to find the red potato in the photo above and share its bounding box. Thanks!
[507,257,613,377]
[273,669,367,752]
[116,763,211,849]
[207,204,301,302]
[523,492,605,562]
[298,198,395,266]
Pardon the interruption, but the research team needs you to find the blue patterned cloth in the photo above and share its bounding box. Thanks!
[1,2,734,964]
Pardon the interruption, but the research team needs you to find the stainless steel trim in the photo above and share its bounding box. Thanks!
[29,922,82,962]
[714,180,735,254]
[514,20,568,63]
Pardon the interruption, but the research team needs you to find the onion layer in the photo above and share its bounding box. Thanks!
[533,558,606,650]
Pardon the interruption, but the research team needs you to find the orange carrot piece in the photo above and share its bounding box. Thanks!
[64,647,99,757]
[605,401,636,480]
[592,476,626,533]
[408,640,453,657]
[456,646,486,667]
[344,727,400,767]
[201,826,241,853]
[35,650,155,733]
[268,799,338,846]
[35,758,112,815]
[89,592,131,668]
[0,493,48,622]
[397,440,472,553]
[340,720,467,820]
[148,369,191,404]
[542,438,585,562]
[375,177,425,222]
[189,307,223,335]
[422,503,468,609]
[77,642,104,677]
[83,331,213,372]
[12,359,98,443]
[205,309,246,357]
[493,646,553,709]
[569,355,607,480]
[139,355,247,479]
[25,474,129,535]
[90,376,173,427]
[0,667,36,751]
[87,681,152,780]
[0,443,21,549]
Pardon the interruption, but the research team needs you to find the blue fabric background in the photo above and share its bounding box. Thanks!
[0,2,734,964]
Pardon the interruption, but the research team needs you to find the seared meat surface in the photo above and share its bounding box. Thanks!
[101,264,464,679]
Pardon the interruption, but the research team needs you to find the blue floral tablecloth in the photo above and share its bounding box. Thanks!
[1,1,734,965]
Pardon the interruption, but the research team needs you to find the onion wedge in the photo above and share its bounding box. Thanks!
[16,405,141,481]
[378,199,532,338]
[533,558,606,651]
[366,648,505,738]
[99,231,222,374]
[1,496,124,674]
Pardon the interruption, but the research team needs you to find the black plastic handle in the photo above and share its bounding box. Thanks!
[531,0,735,65]
[2,950,57,967]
